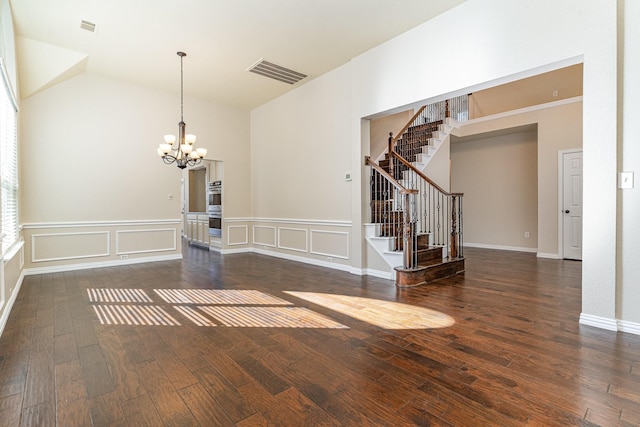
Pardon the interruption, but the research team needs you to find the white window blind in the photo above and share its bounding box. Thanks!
[0,60,18,254]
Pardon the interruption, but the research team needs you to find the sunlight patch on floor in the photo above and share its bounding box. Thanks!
[87,288,153,303]
[284,291,455,330]
[88,288,452,329]
[154,289,292,305]
[88,288,347,328]
[199,306,348,329]
[93,304,181,326]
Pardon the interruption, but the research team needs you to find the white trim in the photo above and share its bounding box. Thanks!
[225,217,352,227]
[22,219,181,229]
[250,247,352,273]
[3,240,24,262]
[220,247,250,255]
[464,242,537,253]
[360,268,395,280]
[579,313,618,332]
[0,270,25,337]
[24,254,182,275]
[227,225,249,246]
[536,252,561,259]
[115,228,178,255]
[618,320,640,336]
[31,231,110,263]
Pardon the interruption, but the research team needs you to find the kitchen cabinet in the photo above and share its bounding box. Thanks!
[186,213,209,247]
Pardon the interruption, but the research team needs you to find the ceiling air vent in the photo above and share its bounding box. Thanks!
[80,20,96,32]
[247,59,307,85]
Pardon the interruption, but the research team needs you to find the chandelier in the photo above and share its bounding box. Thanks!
[157,51,207,169]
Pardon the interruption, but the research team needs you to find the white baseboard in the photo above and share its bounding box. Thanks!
[580,313,640,336]
[248,247,354,274]
[360,268,395,280]
[536,252,561,259]
[579,313,618,332]
[464,242,537,253]
[0,270,25,337]
[24,254,182,275]
[618,319,640,336]
[225,246,394,280]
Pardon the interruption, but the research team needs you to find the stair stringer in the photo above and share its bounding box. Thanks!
[364,223,449,278]
[364,223,402,277]
[411,117,458,172]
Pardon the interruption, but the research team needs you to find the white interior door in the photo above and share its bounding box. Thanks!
[562,150,583,260]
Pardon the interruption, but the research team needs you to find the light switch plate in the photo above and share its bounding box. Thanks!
[619,172,634,189]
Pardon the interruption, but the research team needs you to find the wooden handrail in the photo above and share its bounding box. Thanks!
[389,151,463,198]
[364,157,418,195]
[389,105,427,152]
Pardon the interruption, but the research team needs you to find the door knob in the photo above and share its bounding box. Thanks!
[564,210,570,213]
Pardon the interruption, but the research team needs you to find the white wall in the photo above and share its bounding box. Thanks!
[344,0,617,326]
[618,0,640,329]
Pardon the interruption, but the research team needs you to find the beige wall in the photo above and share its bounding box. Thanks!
[250,64,352,221]
[369,110,414,160]
[452,99,583,256]
[452,128,538,250]
[469,64,583,119]
[20,72,250,270]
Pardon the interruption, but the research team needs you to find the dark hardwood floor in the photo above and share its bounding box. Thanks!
[1,245,639,426]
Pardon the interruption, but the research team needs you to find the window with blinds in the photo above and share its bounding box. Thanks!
[0,60,18,254]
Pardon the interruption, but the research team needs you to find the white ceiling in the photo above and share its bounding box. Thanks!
[9,0,466,109]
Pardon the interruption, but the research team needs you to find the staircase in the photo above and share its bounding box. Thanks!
[365,96,467,287]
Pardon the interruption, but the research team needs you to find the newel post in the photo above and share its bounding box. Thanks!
[403,192,414,269]
[450,195,458,258]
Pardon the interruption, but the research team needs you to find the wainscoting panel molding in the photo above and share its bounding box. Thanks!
[252,225,276,247]
[32,231,110,263]
[116,229,178,255]
[228,225,249,246]
[22,219,182,272]
[277,227,308,253]
[310,229,349,260]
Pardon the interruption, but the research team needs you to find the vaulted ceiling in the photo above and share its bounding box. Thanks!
[10,0,466,109]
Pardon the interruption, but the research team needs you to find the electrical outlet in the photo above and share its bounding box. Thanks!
[120,254,129,260]
[327,257,333,262]
[524,232,530,238]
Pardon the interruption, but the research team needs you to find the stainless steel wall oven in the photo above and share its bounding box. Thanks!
[208,181,222,237]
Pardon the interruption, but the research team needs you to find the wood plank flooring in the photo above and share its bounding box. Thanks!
[1,245,639,426]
